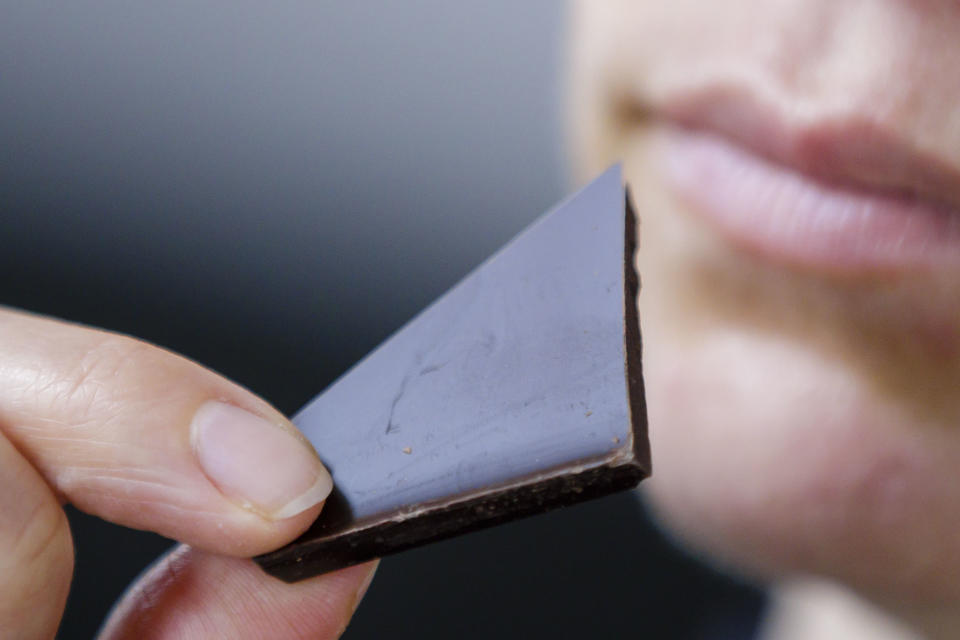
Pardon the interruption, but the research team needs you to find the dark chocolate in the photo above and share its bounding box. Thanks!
[255,166,649,582]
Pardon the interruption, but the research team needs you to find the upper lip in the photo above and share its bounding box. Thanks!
[656,86,960,212]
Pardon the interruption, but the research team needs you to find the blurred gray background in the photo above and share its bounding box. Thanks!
[0,0,565,364]
[0,2,764,638]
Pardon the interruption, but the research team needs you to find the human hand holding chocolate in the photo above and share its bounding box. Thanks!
[0,307,375,639]
[0,169,646,638]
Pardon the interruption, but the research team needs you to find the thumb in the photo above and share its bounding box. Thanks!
[0,307,331,556]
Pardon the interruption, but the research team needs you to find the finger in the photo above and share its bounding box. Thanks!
[0,432,73,639]
[98,546,378,640]
[0,307,332,556]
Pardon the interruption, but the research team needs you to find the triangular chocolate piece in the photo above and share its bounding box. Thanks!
[257,166,649,581]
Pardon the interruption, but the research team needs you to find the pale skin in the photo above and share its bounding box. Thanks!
[0,307,376,639]
[570,1,960,638]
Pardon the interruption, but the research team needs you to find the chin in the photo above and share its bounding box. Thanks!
[641,323,960,603]
[626,141,960,607]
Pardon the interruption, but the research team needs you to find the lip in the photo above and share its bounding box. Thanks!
[655,91,960,274]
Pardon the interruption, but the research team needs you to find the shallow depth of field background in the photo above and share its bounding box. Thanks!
[0,2,764,637]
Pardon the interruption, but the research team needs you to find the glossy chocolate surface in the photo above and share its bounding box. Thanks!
[256,167,648,581]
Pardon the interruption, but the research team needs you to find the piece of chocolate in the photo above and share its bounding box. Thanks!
[256,166,649,582]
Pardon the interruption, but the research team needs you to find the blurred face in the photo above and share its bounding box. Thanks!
[570,0,960,619]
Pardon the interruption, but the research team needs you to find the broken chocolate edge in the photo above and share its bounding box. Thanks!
[258,457,646,582]
[623,186,651,472]
[255,186,650,583]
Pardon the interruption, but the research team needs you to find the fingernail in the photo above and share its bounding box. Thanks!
[191,401,333,520]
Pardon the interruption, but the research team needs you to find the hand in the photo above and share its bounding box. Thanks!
[0,306,376,639]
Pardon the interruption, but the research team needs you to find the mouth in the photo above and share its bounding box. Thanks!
[654,90,960,274]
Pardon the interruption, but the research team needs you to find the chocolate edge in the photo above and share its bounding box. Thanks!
[258,456,646,582]
[623,186,651,473]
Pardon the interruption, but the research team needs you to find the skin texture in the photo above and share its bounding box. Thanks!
[0,306,376,639]
[569,1,960,637]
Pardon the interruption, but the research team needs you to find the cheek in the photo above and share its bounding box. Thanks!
[640,326,960,604]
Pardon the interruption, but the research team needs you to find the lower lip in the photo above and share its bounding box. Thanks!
[660,127,960,274]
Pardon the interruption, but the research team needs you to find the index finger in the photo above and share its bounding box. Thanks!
[0,306,330,556]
